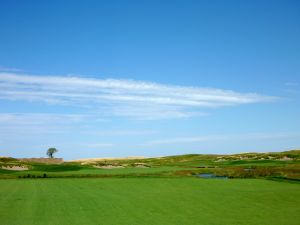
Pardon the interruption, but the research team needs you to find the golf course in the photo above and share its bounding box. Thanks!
[1,1,300,224]
[0,151,299,225]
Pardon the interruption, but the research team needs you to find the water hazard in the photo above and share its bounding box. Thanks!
[195,173,228,179]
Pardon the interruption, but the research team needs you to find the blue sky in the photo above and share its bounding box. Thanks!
[0,0,299,159]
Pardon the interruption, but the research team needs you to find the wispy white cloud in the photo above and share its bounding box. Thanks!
[85,130,157,136]
[0,113,87,124]
[144,132,300,145]
[0,66,23,72]
[85,143,116,148]
[0,113,93,136]
[285,82,299,87]
[0,72,278,120]
[284,82,299,95]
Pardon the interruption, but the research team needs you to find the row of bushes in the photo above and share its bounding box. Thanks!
[214,167,276,178]
[173,167,281,178]
[18,174,48,179]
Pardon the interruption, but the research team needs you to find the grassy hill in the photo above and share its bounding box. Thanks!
[1,150,299,180]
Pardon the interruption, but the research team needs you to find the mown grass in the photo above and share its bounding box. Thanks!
[31,163,82,172]
[0,178,299,225]
[0,166,192,179]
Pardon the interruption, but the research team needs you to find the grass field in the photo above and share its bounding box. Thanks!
[0,151,299,224]
[1,150,300,180]
[0,178,299,225]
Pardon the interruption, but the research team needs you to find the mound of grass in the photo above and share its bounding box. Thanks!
[32,163,83,172]
[0,157,18,163]
[0,150,299,179]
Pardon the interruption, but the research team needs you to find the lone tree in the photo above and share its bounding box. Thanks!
[47,147,58,158]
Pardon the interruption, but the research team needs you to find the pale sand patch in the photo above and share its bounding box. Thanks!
[93,165,124,169]
[135,165,148,168]
[70,156,147,163]
[133,163,149,168]
[1,165,28,171]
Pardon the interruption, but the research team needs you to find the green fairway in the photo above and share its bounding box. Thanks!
[0,166,192,179]
[0,178,299,225]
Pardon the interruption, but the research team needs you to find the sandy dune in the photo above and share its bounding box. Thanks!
[1,166,28,171]
[69,156,147,162]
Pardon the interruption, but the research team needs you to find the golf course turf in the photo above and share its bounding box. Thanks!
[0,178,299,225]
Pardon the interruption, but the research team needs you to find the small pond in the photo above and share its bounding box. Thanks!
[195,173,228,179]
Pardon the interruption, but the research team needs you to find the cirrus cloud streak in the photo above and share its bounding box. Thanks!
[0,72,278,120]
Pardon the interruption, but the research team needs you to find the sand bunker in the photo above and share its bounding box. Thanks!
[70,156,146,163]
[1,165,28,171]
[93,165,124,169]
[135,165,148,168]
[133,163,149,168]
